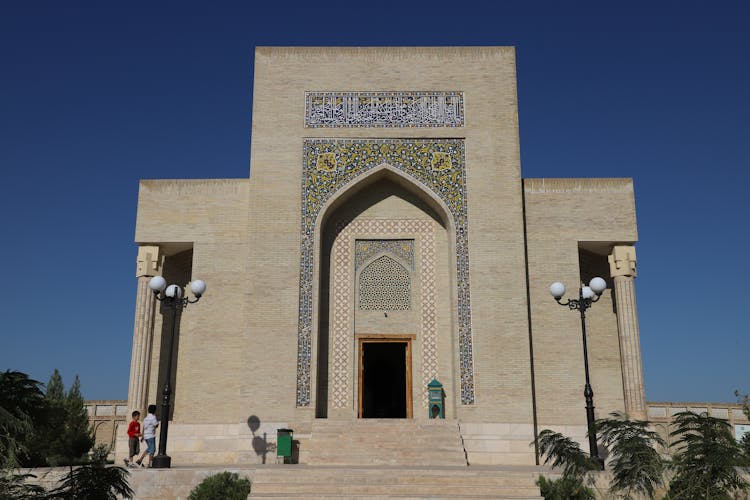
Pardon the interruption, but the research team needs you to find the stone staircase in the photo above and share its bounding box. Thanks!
[108,419,545,499]
[249,464,545,499]
[307,419,466,466]
[246,419,544,499]
[306,419,468,467]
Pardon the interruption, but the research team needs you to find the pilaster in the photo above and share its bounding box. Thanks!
[608,245,647,420]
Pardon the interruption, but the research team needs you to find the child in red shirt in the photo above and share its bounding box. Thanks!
[124,411,141,466]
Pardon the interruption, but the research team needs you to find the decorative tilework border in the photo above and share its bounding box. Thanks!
[330,221,437,409]
[304,91,464,128]
[296,138,475,406]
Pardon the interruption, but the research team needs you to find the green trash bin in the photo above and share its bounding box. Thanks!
[276,428,293,463]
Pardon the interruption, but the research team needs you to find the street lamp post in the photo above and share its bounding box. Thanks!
[549,276,607,470]
[147,276,206,469]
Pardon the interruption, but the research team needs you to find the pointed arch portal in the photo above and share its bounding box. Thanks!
[296,138,475,407]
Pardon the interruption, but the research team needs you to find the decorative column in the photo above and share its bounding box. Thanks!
[608,245,647,420]
[127,245,161,413]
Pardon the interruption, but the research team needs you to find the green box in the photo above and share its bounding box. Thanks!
[276,428,293,458]
[428,379,445,419]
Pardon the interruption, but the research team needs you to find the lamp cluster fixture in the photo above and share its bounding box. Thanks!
[145,275,206,468]
[550,277,607,304]
[148,276,206,304]
[549,275,608,470]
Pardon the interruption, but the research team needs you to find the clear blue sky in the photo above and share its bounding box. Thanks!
[1,2,748,403]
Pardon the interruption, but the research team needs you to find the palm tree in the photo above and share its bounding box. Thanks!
[534,429,599,499]
[596,412,666,499]
[0,470,46,500]
[667,411,748,499]
[537,429,600,479]
[46,445,133,500]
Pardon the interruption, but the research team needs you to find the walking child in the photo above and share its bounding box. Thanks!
[123,410,141,467]
[134,404,159,468]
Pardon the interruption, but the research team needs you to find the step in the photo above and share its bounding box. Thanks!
[251,490,543,498]
[251,484,541,496]
[308,419,468,467]
[248,465,544,499]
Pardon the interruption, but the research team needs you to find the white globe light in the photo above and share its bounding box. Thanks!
[581,286,595,299]
[165,284,183,299]
[589,277,607,294]
[190,280,206,297]
[148,276,167,292]
[549,282,566,299]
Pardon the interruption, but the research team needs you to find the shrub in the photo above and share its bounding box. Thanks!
[188,472,251,500]
[536,475,595,500]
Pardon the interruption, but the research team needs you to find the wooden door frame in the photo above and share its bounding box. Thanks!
[357,334,414,419]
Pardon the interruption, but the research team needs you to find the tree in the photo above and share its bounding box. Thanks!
[46,370,65,402]
[735,390,750,421]
[54,375,93,467]
[46,444,132,500]
[65,375,94,462]
[0,470,46,500]
[740,433,750,466]
[0,370,46,468]
[0,371,49,499]
[667,411,749,499]
[26,370,67,466]
[534,429,598,499]
[536,429,599,480]
[735,390,750,464]
[46,374,94,467]
[596,412,666,499]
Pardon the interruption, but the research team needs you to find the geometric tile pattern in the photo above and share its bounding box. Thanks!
[330,220,437,409]
[355,239,415,272]
[297,138,474,407]
[304,91,464,128]
[358,256,411,311]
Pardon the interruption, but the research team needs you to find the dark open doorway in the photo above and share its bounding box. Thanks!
[359,339,412,418]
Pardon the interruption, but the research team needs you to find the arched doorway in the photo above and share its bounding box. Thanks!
[314,170,451,418]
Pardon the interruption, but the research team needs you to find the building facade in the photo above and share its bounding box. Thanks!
[119,47,646,466]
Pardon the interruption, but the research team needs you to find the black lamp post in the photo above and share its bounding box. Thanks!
[147,275,206,469]
[549,276,607,470]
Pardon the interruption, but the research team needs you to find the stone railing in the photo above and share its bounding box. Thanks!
[647,401,750,449]
[84,400,129,452]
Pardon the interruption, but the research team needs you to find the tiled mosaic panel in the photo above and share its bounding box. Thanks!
[330,221,354,409]
[355,239,414,271]
[296,138,475,406]
[419,227,437,406]
[330,220,437,409]
[305,91,464,128]
[359,256,411,311]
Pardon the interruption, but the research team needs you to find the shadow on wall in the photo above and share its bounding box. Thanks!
[247,415,273,464]
[247,415,299,464]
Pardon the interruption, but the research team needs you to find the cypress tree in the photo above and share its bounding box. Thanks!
[46,369,65,402]
[46,373,93,467]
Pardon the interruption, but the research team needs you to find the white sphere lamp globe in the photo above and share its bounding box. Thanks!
[581,286,595,299]
[589,277,607,295]
[190,280,206,297]
[549,282,566,299]
[165,284,183,299]
[148,276,167,292]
